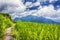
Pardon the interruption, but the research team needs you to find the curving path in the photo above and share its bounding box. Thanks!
[3,24,15,40]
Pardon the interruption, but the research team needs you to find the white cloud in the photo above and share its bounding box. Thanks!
[25,1,40,8]
[0,0,26,13]
[45,17,60,22]
[33,2,40,6]
[25,2,32,7]
[32,5,56,17]
[0,0,60,22]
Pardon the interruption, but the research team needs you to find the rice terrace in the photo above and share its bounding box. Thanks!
[0,13,60,40]
[0,0,60,40]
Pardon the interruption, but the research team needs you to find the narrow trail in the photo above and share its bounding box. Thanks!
[3,24,15,40]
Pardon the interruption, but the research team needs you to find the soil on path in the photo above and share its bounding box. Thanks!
[3,24,15,40]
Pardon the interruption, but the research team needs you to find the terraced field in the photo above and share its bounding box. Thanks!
[0,13,60,40]
[0,13,13,40]
[12,21,60,40]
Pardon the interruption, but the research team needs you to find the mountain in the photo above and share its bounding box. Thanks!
[14,15,59,24]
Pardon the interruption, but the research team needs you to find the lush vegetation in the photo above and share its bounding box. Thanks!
[0,13,60,40]
[0,13,13,40]
[12,21,60,40]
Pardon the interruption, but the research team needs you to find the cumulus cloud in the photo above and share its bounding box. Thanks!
[30,5,60,22]
[25,2,32,8]
[35,5,56,17]
[32,2,40,6]
[0,0,26,13]
[0,0,40,13]
[0,0,60,22]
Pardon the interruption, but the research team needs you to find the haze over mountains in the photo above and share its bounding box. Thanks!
[0,0,60,23]
[14,15,60,23]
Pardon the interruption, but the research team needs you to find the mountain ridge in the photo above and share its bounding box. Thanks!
[14,15,59,24]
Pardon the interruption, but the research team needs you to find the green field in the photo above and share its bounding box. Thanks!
[12,21,60,40]
[0,13,13,40]
[0,13,60,40]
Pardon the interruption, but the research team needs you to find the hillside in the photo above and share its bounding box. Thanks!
[0,13,60,40]
[0,13,13,40]
[12,21,60,40]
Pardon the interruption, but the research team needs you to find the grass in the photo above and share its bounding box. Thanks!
[0,13,13,40]
[12,21,60,40]
[0,13,60,40]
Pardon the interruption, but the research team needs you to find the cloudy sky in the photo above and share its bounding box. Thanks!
[0,0,60,22]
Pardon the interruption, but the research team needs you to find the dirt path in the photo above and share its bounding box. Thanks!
[3,24,15,40]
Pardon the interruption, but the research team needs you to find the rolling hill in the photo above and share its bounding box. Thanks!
[0,13,60,40]
[14,15,59,24]
[0,13,13,40]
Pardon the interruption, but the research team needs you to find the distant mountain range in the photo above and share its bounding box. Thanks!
[14,15,59,24]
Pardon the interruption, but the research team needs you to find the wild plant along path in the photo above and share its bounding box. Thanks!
[3,24,15,40]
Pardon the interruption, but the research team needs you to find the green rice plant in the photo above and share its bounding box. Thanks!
[0,13,13,40]
[12,21,60,40]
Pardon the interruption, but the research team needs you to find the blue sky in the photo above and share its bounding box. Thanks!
[23,0,60,10]
[0,0,60,22]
